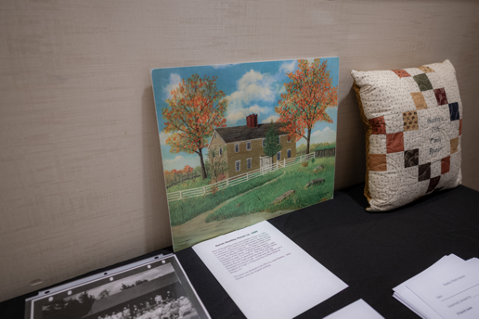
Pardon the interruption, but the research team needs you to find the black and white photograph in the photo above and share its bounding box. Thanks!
[25,255,209,319]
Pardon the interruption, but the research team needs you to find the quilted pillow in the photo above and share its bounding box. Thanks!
[351,60,462,211]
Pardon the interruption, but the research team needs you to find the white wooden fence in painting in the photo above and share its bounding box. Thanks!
[166,152,316,202]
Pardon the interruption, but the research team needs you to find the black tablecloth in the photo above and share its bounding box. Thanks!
[1,184,478,318]
[175,184,478,318]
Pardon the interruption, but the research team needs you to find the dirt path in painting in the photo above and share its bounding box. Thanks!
[172,170,290,250]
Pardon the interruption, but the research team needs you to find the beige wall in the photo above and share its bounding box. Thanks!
[0,0,477,302]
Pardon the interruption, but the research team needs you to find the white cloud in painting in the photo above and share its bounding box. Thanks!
[235,70,275,103]
[225,70,275,125]
[248,104,269,115]
[226,104,269,123]
[264,114,280,123]
[279,61,296,74]
[311,126,337,143]
[164,73,181,98]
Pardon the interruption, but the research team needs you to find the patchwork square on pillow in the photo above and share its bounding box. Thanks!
[351,60,462,211]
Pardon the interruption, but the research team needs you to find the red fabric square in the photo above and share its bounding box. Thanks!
[459,119,462,135]
[369,116,386,134]
[368,154,387,171]
[434,88,448,105]
[386,132,404,153]
[392,69,410,78]
[441,156,450,174]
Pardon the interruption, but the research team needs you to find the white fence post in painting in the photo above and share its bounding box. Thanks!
[167,151,319,202]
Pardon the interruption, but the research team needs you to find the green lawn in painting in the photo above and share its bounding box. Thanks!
[205,156,335,222]
[167,169,283,226]
[166,176,210,192]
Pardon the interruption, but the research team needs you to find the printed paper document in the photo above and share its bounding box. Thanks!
[193,221,348,318]
[393,254,479,319]
[325,299,384,319]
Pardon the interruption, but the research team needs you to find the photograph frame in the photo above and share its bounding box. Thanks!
[25,254,209,319]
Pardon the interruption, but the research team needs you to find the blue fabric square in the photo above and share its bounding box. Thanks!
[449,102,460,121]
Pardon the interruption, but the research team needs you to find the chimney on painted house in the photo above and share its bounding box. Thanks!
[246,114,258,128]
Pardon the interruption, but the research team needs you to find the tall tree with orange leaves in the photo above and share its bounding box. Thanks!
[163,74,227,179]
[276,59,337,154]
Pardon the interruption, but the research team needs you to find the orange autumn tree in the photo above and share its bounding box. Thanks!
[164,165,195,187]
[182,165,193,175]
[276,59,337,154]
[163,74,227,179]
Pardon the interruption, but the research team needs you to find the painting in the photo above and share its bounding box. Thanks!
[152,57,339,251]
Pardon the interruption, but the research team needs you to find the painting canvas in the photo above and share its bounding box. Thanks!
[152,57,339,251]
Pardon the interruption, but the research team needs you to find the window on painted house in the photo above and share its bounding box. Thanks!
[246,141,251,151]
[277,151,281,161]
[247,158,252,169]
[235,143,239,153]
[287,149,292,158]
[235,160,241,172]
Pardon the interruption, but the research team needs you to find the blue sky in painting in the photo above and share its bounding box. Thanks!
[152,57,339,171]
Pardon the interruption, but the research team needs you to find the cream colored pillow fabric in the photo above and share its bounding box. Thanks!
[351,60,462,211]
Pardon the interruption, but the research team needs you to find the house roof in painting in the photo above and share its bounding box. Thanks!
[214,123,286,143]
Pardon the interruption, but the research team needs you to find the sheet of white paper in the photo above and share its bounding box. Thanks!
[324,299,383,319]
[392,255,462,318]
[393,286,441,318]
[193,221,348,319]
[406,257,479,318]
[393,254,465,292]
